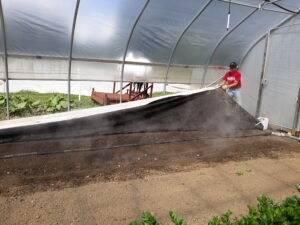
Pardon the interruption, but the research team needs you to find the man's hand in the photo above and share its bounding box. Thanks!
[222,84,228,90]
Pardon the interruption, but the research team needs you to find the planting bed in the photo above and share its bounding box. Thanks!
[0,130,299,196]
[0,88,266,195]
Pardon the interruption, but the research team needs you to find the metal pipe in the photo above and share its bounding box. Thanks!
[67,0,81,111]
[6,77,209,85]
[272,132,300,141]
[239,13,298,66]
[217,0,293,14]
[292,87,300,131]
[0,0,9,119]
[271,21,300,31]
[255,31,270,118]
[201,8,257,86]
[120,0,150,103]
[163,0,213,93]
[4,53,229,69]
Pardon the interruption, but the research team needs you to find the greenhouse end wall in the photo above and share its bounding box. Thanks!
[241,20,300,131]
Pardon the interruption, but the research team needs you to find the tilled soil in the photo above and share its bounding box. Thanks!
[0,141,299,225]
[0,130,299,197]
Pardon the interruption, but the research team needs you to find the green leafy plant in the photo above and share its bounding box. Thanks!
[208,210,233,225]
[169,211,187,225]
[0,95,5,107]
[0,91,99,120]
[8,95,40,116]
[129,211,186,225]
[236,170,244,176]
[208,195,300,225]
[131,190,300,225]
[44,95,69,112]
[296,185,300,193]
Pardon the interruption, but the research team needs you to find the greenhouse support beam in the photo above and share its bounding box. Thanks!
[272,22,300,31]
[292,87,300,131]
[120,0,150,103]
[5,53,227,69]
[0,0,10,119]
[202,8,257,86]
[6,77,210,85]
[217,0,292,14]
[255,31,270,118]
[68,0,80,111]
[239,13,298,66]
[163,0,213,93]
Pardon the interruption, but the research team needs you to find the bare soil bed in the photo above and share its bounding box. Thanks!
[0,132,299,225]
[0,130,299,197]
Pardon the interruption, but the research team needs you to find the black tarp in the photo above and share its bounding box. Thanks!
[0,89,256,143]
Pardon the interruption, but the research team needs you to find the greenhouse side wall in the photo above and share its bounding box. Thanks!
[240,38,265,117]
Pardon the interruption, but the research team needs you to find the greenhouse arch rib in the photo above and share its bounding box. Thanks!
[68,0,81,111]
[119,0,150,103]
[217,0,292,14]
[0,0,9,119]
[239,13,299,66]
[163,0,213,92]
[201,8,257,86]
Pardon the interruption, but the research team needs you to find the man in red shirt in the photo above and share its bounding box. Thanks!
[219,62,242,105]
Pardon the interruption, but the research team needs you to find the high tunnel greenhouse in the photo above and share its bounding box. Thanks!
[0,0,299,131]
[1,1,300,224]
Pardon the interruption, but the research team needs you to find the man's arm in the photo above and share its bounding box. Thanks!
[219,80,226,86]
[227,80,238,88]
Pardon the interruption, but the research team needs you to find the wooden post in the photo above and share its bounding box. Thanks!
[113,81,116,93]
[129,82,132,100]
[104,94,108,105]
[145,82,148,97]
[150,83,153,97]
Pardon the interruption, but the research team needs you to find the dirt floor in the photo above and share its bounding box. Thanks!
[0,131,300,225]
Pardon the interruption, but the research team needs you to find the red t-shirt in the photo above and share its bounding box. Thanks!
[223,71,242,88]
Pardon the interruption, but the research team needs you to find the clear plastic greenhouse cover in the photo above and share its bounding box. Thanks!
[0,0,300,82]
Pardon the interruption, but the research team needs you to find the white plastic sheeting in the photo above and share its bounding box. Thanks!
[7,56,68,80]
[126,0,204,64]
[3,80,181,96]
[211,10,287,65]
[172,1,253,65]
[3,0,76,57]
[1,0,299,67]
[71,61,121,81]
[165,66,226,84]
[240,38,265,116]
[124,64,166,82]
[259,24,300,129]
[73,0,145,60]
[240,15,300,130]
[0,57,4,79]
